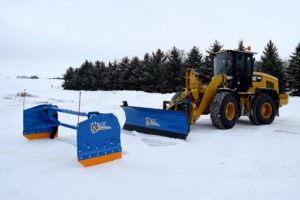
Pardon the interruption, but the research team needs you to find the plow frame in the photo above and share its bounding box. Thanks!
[23,104,122,167]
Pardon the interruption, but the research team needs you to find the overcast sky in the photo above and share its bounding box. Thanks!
[1,0,299,77]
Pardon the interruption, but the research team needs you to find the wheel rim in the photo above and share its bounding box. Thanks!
[225,102,235,121]
[261,102,272,119]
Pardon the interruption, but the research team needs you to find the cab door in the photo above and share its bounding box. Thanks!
[235,53,253,92]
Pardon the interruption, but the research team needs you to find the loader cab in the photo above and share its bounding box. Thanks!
[214,50,255,92]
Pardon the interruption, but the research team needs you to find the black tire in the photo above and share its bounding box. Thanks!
[210,92,239,129]
[249,96,260,125]
[249,94,276,125]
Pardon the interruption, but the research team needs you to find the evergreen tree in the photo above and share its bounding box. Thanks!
[118,57,131,90]
[75,60,95,90]
[128,56,142,90]
[72,68,80,90]
[163,47,184,92]
[237,39,246,51]
[286,43,300,91]
[94,61,106,90]
[106,61,120,90]
[150,49,167,92]
[260,40,285,92]
[140,53,155,92]
[62,67,76,89]
[203,40,223,78]
[185,46,203,72]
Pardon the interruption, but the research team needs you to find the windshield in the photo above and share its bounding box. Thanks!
[214,53,231,76]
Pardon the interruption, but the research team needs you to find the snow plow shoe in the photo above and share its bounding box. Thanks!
[23,104,122,167]
[121,102,190,139]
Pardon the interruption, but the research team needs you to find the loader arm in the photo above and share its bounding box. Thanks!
[190,75,226,124]
[168,69,226,124]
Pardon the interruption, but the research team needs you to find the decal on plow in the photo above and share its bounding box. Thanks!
[90,121,112,133]
[146,117,160,127]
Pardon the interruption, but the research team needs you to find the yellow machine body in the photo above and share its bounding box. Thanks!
[167,68,288,125]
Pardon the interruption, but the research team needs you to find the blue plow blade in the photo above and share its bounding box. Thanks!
[77,113,121,162]
[121,106,190,139]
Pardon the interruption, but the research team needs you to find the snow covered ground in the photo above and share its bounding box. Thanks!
[0,77,300,200]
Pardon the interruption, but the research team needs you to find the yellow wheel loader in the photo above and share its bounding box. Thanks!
[122,49,288,139]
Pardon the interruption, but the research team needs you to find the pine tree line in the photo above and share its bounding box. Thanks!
[63,40,300,93]
[63,41,223,93]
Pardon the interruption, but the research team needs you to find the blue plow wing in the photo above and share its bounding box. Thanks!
[77,113,122,163]
[121,106,190,139]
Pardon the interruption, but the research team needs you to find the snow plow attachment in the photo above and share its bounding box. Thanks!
[121,102,190,139]
[23,104,122,167]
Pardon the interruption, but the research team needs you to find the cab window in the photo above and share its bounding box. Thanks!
[236,53,252,75]
[214,53,232,75]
